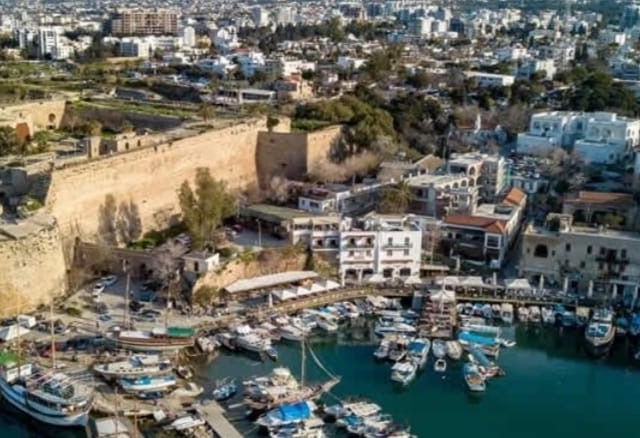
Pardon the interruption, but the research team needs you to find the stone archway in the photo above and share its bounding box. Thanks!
[14,122,30,143]
[48,113,56,129]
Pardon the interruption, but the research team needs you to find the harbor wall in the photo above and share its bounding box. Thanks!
[0,215,67,315]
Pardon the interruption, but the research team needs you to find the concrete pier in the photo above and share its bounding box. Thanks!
[195,400,243,438]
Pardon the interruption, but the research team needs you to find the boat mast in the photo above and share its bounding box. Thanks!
[50,297,56,369]
[123,259,130,329]
[300,336,306,387]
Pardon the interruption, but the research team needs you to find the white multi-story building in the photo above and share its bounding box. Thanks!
[274,6,294,26]
[120,38,150,58]
[236,51,265,78]
[516,57,556,80]
[264,57,316,78]
[182,26,196,48]
[465,71,515,87]
[448,152,507,202]
[407,173,478,218]
[37,27,69,59]
[339,215,422,284]
[495,44,528,62]
[297,181,391,216]
[198,56,235,77]
[251,6,271,27]
[517,111,640,163]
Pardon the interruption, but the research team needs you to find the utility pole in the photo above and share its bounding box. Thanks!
[50,298,56,369]
[123,259,130,328]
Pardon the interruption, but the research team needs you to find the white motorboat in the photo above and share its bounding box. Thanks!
[585,308,615,357]
[529,306,542,324]
[541,306,555,325]
[0,362,93,427]
[235,332,273,354]
[196,336,216,353]
[373,339,390,360]
[374,322,417,336]
[324,401,381,419]
[163,415,205,431]
[93,354,172,379]
[517,306,529,323]
[407,338,430,369]
[463,363,486,392]
[434,358,447,373]
[110,327,195,352]
[315,314,339,333]
[390,361,417,385]
[445,340,463,360]
[491,304,502,320]
[279,325,305,342]
[500,303,514,325]
[432,340,446,359]
[119,374,177,392]
[481,304,493,319]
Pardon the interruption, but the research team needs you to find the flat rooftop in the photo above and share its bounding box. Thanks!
[224,271,319,294]
[241,204,317,223]
[406,173,468,187]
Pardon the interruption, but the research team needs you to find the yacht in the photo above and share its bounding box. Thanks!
[163,415,206,431]
[491,304,502,320]
[110,327,195,352]
[584,308,615,357]
[196,336,216,353]
[119,374,177,393]
[463,363,486,392]
[432,340,446,359]
[517,306,529,323]
[314,314,339,333]
[529,306,542,324]
[325,401,381,419]
[445,340,463,360]
[500,303,514,325]
[235,332,274,355]
[93,354,172,380]
[373,338,390,360]
[279,325,305,342]
[407,338,430,369]
[374,322,416,337]
[541,306,555,325]
[0,362,93,427]
[390,361,417,385]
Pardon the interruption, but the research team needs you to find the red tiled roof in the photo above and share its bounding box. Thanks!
[566,191,632,205]
[504,187,526,206]
[444,215,507,234]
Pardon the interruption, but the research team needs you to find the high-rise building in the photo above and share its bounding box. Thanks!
[274,6,294,26]
[111,9,178,36]
[251,6,270,27]
[182,25,196,47]
[37,27,70,59]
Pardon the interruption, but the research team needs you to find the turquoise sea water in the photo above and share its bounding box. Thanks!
[1,323,638,437]
[199,323,640,438]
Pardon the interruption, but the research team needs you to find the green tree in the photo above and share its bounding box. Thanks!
[87,120,102,136]
[178,168,236,250]
[32,131,50,153]
[198,104,214,122]
[378,180,414,213]
[267,115,280,132]
[0,126,20,156]
[327,17,345,43]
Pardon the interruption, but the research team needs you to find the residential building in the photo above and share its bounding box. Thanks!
[447,152,507,202]
[290,216,346,254]
[274,6,295,26]
[264,58,316,78]
[111,9,178,36]
[214,88,275,105]
[519,213,640,293]
[236,51,265,78]
[182,251,220,279]
[440,187,526,268]
[407,173,478,218]
[562,191,639,229]
[339,215,422,284]
[119,39,150,58]
[297,181,391,216]
[182,26,196,48]
[516,111,640,161]
[251,6,271,27]
[496,44,528,62]
[516,57,556,80]
[37,27,69,59]
[465,71,515,87]
[273,76,314,101]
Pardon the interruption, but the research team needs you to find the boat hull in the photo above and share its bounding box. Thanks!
[0,380,89,427]
[111,337,194,353]
[584,333,615,357]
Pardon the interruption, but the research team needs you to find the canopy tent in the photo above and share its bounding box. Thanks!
[292,286,312,297]
[459,276,486,289]
[403,276,423,285]
[308,283,326,294]
[435,276,461,288]
[365,273,385,283]
[272,289,297,301]
[504,278,533,291]
[0,325,30,342]
[321,279,340,290]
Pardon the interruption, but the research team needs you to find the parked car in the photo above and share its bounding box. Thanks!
[99,314,112,322]
[101,275,118,286]
[129,301,144,312]
[92,282,105,297]
[141,309,161,317]
[96,303,108,314]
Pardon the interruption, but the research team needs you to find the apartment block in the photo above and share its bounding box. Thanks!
[111,9,178,36]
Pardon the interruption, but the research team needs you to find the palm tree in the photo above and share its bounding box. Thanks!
[198,104,214,122]
[379,180,414,214]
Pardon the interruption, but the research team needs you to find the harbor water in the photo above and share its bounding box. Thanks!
[199,323,639,438]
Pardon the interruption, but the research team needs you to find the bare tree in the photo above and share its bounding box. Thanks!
[308,151,381,183]
[98,194,118,245]
[116,200,143,244]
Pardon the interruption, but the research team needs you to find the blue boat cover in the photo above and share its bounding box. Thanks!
[408,341,425,352]
[470,347,492,367]
[458,331,497,346]
[279,402,311,422]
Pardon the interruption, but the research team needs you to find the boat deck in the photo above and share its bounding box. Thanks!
[195,400,243,438]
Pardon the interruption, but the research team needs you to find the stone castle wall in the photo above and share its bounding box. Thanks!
[0,215,67,315]
[46,117,292,241]
[0,99,67,135]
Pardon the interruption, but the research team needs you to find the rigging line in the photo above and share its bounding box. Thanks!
[305,341,338,381]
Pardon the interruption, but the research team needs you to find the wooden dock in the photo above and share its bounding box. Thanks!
[195,400,243,438]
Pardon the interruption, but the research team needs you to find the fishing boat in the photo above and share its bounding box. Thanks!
[468,347,501,378]
[388,337,409,362]
[407,338,430,369]
[235,330,275,355]
[374,322,417,336]
[390,360,417,385]
[434,358,447,373]
[472,303,485,317]
[457,331,500,357]
[481,304,493,319]
[212,379,237,401]
[196,336,216,353]
[93,354,172,380]
[446,340,463,360]
[491,304,502,320]
[216,332,236,350]
[529,306,541,324]
[269,416,326,438]
[373,338,390,360]
[110,327,195,352]
[278,325,305,342]
[463,363,486,392]
[257,400,317,428]
[541,306,555,325]
[163,414,206,431]
[175,365,193,380]
[0,362,93,427]
[517,306,529,323]
[171,382,203,398]
[324,401,381,420]
[584,308,615,357]
[432,340,446,359]
[314,313,339,333]
[500,303,513,325]
[561,310,577,327]
[119,374,177,393]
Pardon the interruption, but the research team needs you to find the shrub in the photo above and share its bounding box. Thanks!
[65,307,82,317]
